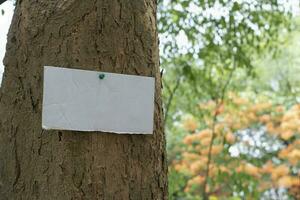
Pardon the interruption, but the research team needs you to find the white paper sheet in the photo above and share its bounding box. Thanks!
[42,66,155,134]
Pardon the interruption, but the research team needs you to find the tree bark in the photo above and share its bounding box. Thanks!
[0,0,167,199]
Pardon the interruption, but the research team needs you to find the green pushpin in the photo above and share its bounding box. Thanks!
[99,73,105,80]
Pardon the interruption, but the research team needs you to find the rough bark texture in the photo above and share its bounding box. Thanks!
[0,0,167,199]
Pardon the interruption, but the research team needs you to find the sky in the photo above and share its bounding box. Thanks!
[0,1,14,82]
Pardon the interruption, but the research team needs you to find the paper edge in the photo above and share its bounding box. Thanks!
[42,125,153,135]
[44,66,155,80]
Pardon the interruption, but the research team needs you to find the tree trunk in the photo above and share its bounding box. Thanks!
[0,0,167,199]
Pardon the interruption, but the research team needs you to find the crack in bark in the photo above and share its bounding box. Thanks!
[38,130,45,156]
[12,126,20,188]
[29,88,37,112]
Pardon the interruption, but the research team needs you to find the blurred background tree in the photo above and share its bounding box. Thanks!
[158,0,300,199]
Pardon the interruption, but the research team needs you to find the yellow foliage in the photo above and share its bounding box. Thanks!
[266,122,278,135]
[293,139,300,146]
[250,102,272,112]
[201,148,210,155]
[271,165,290,180]
[259,114,271,123]
[275,105,285,113]
[174,163,181,171]
[183,135,194,145]
[212,104,225,116]
[266,122,273,131]
[174,163,186,172]
[201,137,212,146]
[278,176,293,188]
[182,152,200,161]
[292,177,300,186]
[199,145,223,156]
[183,130,214,145]
[219,165,230,174]
[208,165,219,177]
[209,195,219,200]
[282,110,298,123]
[280,130,294,140]
[198,129,213,139]
[184,186,190,193]
[260,102,273,110]
[247,112,257,122]
[199,156,208,164]
[190,160,206,174]
[291,104,300,111]
[183,117,198,132]
[223,113,233,125]
[176,95,300,197]
[232,121,243,130]
[225,132,236,144]
[281,119,300,132]
[244,163,261,178]
[199,100,218,113]
[174,162,191,174]
[236,164,245,173]
[211,145,223,155]
[290,150,300,163]
[288,149,300,164]
[187,175,205,186]
[261,161,274,174]
[278,148,291,159]
[215,123,225,135]
[232,97,248,105]
[259,181,272,192]
[204,117,214,126]
[205,184,210,193]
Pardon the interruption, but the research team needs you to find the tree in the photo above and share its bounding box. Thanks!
[159,0,293,129]
[175,95,300,199]
[0,1,167,199]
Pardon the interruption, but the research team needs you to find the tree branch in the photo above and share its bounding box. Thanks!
[202,59,236,200]
[163,76,182,129]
